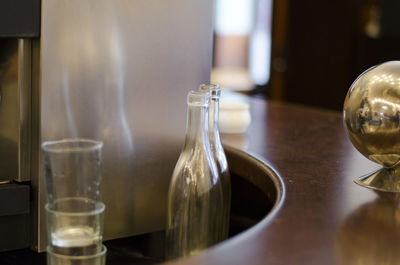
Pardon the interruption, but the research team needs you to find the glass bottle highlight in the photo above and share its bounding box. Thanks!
[199,84,231,241]
[165,90,226,260]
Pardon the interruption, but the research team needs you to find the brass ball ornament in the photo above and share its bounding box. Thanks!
[344,61,400,192]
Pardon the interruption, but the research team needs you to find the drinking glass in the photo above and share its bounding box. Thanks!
[46,198,105,255]
[42,139,104,255]
[47,244,107,265]
[42,139,103,204]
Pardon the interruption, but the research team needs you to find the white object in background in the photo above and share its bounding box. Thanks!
[219,101,251,134]
[214,0,255,36]
[211,68,254,91]
[249,0,273,86]
[249,30,271,85]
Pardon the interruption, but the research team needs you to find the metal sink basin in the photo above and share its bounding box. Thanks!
[0,146,285,265]
[105,146,285,264]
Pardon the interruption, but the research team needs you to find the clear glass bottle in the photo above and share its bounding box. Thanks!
[199,84,231,241]
[165,90,224,260]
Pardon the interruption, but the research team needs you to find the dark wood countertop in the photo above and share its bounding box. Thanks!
[171,97,392,265]
[1,97,393,265]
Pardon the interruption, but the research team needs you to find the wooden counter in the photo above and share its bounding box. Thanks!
[1,97,393,265]
[171,97,392,265]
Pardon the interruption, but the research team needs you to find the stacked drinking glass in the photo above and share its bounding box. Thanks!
[42,139,106,265]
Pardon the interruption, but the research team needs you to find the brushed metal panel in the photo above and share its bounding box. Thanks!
[17,39,32,182]
[0,39,31,182]
[30,38,42,251]
[37,0,214,251]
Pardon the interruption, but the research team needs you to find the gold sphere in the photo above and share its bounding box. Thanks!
[344,61,400,168]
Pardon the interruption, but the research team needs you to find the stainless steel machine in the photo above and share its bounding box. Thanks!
[0,0,214,252]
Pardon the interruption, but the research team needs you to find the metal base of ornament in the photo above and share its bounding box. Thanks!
[355,166,400,192]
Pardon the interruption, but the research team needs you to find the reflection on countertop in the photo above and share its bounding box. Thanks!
[336,192,400,265]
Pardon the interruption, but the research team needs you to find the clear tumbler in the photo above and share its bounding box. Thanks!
[46,198,105,255]
[47,245,107,265]
[42,139,104,255]
[42,139,103,204]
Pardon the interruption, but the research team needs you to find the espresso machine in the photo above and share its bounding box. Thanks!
[0,0,214,252]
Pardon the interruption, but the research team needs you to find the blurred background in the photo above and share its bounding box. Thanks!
[211,0,400,110]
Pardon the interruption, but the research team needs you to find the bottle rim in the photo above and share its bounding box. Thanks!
[187,90,210,106]
[199,83,221,98]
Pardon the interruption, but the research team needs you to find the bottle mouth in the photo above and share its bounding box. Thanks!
[199,83,221,98]
[187,90,210,106]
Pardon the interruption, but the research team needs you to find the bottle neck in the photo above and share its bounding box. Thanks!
[209,98,222,150]
[184,104,209,149]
